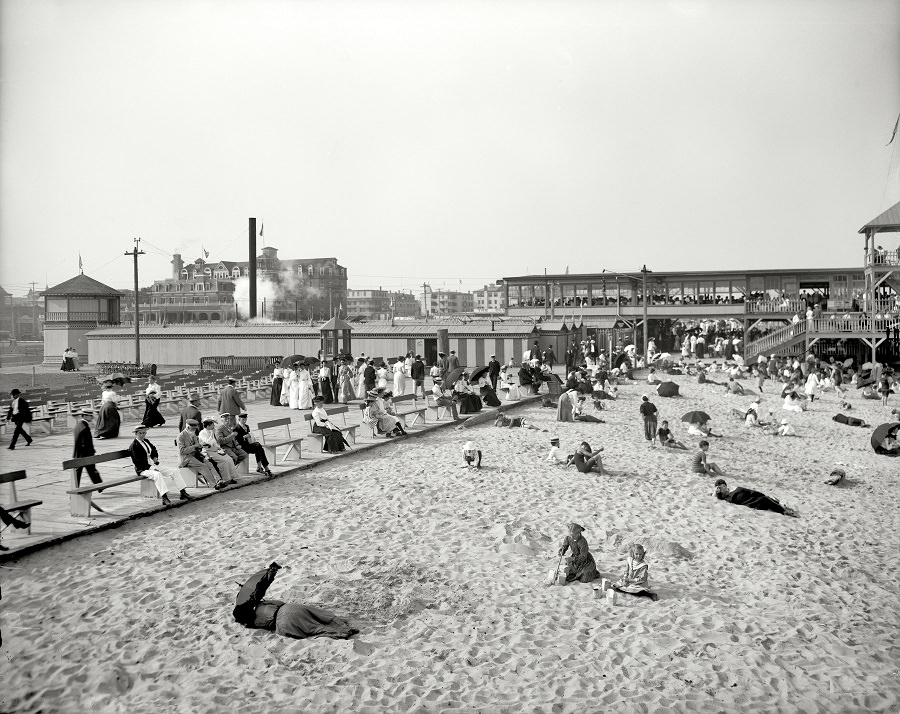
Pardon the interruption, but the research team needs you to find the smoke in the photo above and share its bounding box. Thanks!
[233,269,325,321]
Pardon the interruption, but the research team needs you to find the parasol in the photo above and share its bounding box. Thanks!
[656,382,680,397]
[281,355,305,367]
[682,410,711,424]
[445,366,466,385]
[468,365,489,383]
[871,422,900,452]
[842,358,854,368]
[303,356,321,367]
[99,372,132,384]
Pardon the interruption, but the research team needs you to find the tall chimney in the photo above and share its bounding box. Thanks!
[172,253,183,280]
[249,218,257,318]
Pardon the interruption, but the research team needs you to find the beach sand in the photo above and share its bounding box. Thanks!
[2,377,899,712]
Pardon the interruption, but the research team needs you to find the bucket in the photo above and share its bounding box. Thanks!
[556,572,567,586]
[606,588,617,605]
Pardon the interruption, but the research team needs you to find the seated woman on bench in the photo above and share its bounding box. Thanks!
[128,425,194,505]
[198,418,239,484]
[310,397,350,452]
[362,390,407,438]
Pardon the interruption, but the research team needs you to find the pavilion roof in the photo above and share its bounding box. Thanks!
[43,274,123,297]
[859,200,900,234]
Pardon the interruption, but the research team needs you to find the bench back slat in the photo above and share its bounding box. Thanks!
[257,417,292,431]
[0,470,27,485]
[392,394,418,404]
[62,449,131,470]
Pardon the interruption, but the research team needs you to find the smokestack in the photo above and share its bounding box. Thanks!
[249,217,257,318]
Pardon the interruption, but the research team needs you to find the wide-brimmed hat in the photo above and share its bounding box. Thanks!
[463,441,474,450]
[568,522,585,533]
[185,418,200,427]
[780,419,789,425]
[202,418,216,426]
[132,425,148,433]
[366,389,379,398]
[313,396,324,403]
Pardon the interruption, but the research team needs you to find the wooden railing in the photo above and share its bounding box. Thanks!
[867,250,900,267]
[746,299,806,314]
[745,322,806,356]
[46,312,119,323]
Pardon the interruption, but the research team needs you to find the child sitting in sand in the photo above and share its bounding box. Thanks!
[461,441,482,469]
[774,419,797,437]
[657,420,688,449]
[557,522,600,584]
[546,437,569,465]
[612,544,659,601]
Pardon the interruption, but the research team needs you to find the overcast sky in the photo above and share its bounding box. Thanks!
[1,0,898,297]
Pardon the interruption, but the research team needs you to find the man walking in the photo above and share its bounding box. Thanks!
[488,355,501,391]
[6,389,33,450]
[72,410,102,486]
[217,378,246,416]
[447,350,460,374]
[438,351,449,384]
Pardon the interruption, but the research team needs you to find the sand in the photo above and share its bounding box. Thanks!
[1,375,899,713]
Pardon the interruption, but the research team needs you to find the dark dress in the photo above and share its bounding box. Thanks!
[458,393,482,414]
[319,377,334,404]
[725,487,787,514]
[141,395,166,428]
[559,534,600,583]
[94,397,121,439]
[480,385,502,407]
[60,356,76,371]
[270,376,284,406]
[312,424,348,452]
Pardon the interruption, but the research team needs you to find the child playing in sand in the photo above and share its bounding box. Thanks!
[461,441,482,469]
[546,437,568,465]
[612,544,658,601]
[557,522,600,584]
[657,420,688,449]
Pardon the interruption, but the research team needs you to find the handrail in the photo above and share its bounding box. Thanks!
[745,322,806,356]
[746,299,806,314]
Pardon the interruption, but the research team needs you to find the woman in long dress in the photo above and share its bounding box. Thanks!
[338,360,354,404]
[557,523,600,583]
[297,366,314,409]
[478,375,502,407]
[311,397,349,452]
[141,377,166,428]
[556,389,576,422]
[392,358,406,396]
[60,348,76,372]
[287,367,300,409]
[454,375,482,414]
[270,367,284,406]
[376,363,389,391]
[94,382,121,439]
[318,363,334,403]
[355,359,367,400]
[362,393,407,437]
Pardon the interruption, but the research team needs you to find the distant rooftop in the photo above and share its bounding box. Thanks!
[43,274,123,297]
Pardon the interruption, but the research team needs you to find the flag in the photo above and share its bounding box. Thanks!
[888,112,900,146]
[565,266,569,275]
[259,221,264,238]
[78,253,83,273]
[202,246,209,259]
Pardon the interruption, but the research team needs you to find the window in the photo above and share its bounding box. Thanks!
[232,268,240,278]
[204,268,212,276]
[308,264,314,277]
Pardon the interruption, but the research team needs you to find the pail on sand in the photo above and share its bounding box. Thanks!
[556,572,567,586]
[606,588,617,605]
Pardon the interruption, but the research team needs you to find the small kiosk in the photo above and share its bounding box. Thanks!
[320,316,353,361]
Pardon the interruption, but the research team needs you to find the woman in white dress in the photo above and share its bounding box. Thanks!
[393,357,406,396]
[355,359,367,400]
[376,363,389,391]
[297,365,314,409]
[287,367,300,409]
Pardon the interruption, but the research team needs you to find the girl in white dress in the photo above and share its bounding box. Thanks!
[355,359,367,400]
[393,357,406,396]
[287,367,300,409]
[298,366,314,409]
[376,364,389,390]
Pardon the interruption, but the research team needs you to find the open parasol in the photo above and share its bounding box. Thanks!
[842,358,854,368]
[656,382,680,397]
[862,362,874,371]
[682,410,711,424]
[445,366,466,385]
[468,365,489,383]
[281,355,304,367]
[303,356,321,367]
[870,422,900,452]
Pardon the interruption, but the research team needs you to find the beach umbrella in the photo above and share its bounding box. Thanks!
[870,422,900,451]
[445,366,466,385]
[842,358,854,368]
[656,382,680,397]
[468,365,489,383]
[681,410,711,424]
[281,354,304,367]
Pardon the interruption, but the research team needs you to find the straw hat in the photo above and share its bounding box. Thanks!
[780,419,789,425]
[463,441,474,451]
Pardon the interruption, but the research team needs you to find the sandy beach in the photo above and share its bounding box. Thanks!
[2,374,899,713]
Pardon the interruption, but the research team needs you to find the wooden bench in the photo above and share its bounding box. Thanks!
[424,393,455,420]
[257,417,304,463]
[391,394,427,428]
[61,450,157,517]
[0,471,42,535]
[303,406,358,452]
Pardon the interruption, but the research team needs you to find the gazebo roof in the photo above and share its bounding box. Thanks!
[43,274,123,297]
[320,316,353,331]
[858,199,900,234]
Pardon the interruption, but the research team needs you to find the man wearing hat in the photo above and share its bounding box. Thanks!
[546,437,566,464]
[447,349,460,374]
[72,410,102,486]
[410,354,426,399]
[488,354,501,391]
[178,418,225,489]
[363,359,377,394]
[215,413,248,467]
[6,388,33,450]
[198,418,238,484]
[430,378,459,420]
[179,394,203,433]
[217,378,246,418]
[129,425,193,505]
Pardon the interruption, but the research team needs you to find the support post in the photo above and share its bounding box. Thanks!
[125,238,145,365]
[641,265,649,362]
[249,217,257,319]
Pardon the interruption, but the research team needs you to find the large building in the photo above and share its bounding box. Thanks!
[127,248,348,324]
[472,283,505,313]
[346,289,420,320]
[419,288,474,317]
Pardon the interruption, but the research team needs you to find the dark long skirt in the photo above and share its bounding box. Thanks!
[141,397,166,428]
[60,357,76,372]
[319,379,334,404]
[274,603,357,640]
[94,401,121,439]
[270,377,284,406]
[313,424,347,452]
[480,386,502,407]
[458,394,482,414]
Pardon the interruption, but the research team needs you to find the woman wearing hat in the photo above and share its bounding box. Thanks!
[362,390,407,438]
[94,381,121,440]
[557,523,600,584]
[270,366,284,407]
[297,364,313,410]
[310,397,350,452]
[197,418,238,484]
[141,376,166,429]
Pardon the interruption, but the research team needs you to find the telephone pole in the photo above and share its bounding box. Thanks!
[29,281,38,339]
[125,238,146,365]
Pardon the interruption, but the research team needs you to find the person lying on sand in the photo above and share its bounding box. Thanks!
[557,523,600,584]
[494,414,541,430]
[233,562,359,640]
[714,479,798,517]
[612,544,659,601]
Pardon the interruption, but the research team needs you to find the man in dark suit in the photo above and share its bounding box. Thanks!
[363,360,377,393]
[178,419,223,489]
[128,425,193,505]
[438,352,449,383]
[6,389,33,450]
[178,395,202,432]
[72,410,102,486]
[447,350,460,373]
[518,363,535,393]
[410,355,426,399]
[487,355,501,391]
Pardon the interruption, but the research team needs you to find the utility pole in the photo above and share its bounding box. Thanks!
[29,281,38,339]
[125,237,146,365]
[641,264,650,364]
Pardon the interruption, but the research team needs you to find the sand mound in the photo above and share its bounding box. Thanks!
[604,530,695,560]
[488,521,553,556]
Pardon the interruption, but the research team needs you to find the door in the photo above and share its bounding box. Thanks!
[423,339,437,366]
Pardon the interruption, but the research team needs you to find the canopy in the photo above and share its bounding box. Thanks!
[682,410,711,424]
[871,422,900,452]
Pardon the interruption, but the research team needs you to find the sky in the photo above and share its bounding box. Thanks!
[1,0,898,298]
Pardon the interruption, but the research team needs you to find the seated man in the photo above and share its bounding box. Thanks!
[431,378,459,420]
[234,413,273,475]
[198,418,239,485]
[128,425,194,505]
[215,413,248,466]
[177,419,223,489]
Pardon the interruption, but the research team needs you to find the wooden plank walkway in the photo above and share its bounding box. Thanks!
[1,383,541,561]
